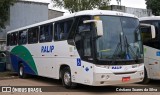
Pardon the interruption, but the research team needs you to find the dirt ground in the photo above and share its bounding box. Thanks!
[0,71,160,95]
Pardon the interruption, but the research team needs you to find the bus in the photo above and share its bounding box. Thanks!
[140,16,160,83]
[7,10,144,88]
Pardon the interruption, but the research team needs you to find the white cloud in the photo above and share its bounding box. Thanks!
[22,0,50,3]
[110,0,146,9]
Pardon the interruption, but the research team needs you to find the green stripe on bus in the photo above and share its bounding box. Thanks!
[11,46,38,74]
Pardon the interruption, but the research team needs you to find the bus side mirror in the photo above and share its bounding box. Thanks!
[83,20,103,37]
[151,25,156,39]
[140,24,156,39]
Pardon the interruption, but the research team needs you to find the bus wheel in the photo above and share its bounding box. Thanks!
[142,67,150,84]
[18,64,27,79]
[61,67,77,89]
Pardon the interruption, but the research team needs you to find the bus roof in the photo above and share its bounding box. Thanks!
[7,10,137,33]
[74,10,137,18]
[139,16,160,21]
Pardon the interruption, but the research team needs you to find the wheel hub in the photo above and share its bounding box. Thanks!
[64,72,71,85]
[19,67,23,76]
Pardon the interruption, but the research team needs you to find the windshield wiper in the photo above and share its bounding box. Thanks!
[111,42,121,64]
[111,34,139,64]
[124,35,139,62]
[111,34,124,64]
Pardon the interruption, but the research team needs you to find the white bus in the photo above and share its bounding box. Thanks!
[140,16,160,83]
[7,10,144,88]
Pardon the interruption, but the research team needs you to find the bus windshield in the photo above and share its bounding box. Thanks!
[96,16,143,61]
[140,20,160,49]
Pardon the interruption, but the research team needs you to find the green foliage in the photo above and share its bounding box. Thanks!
[0,0,16,29]
[146,0,160,16]
[52,0,111,13]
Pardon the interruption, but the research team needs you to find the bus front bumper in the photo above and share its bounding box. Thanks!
[92,71,144,86]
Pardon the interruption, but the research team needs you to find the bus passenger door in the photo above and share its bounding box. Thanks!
[74,16,93,60]
[72,16,94,83]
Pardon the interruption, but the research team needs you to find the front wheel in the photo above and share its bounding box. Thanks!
[61,67,77,89]
[18,64,27,78]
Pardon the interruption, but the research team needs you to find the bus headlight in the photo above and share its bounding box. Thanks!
[96,65,110,69]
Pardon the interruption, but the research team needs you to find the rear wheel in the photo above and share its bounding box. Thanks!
[61,67,77,89]
[18,64,27,78]
[142,67,150,84]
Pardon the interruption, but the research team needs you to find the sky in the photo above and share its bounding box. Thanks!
[110,0,146,9]
[23,0,147,13]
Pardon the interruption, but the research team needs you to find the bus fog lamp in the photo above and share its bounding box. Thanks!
[100,81,104,84]
[106,75,110,79]
[101,75,105,79]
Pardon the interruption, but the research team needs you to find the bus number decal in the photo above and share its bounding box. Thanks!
[41,45,54,53]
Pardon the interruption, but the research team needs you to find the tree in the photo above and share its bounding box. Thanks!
[52,0,111,13]
[0,0,16,30]
[146,0,160,16]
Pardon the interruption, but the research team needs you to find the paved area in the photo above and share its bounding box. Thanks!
[0,72,160,95]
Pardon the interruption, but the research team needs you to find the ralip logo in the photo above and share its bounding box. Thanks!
[112,66,122,69]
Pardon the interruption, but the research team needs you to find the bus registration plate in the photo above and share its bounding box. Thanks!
[122,77,130,82]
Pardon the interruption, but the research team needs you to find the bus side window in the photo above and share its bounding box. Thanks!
[78,24,91,33]
[39,23,53,43]
[54,20,73,41]
[64,20,73,39]
[10,32,18,46]
[77,17,91,34]
[7,34,11,46]
[28,27,39,44]
[54,23,61,40]
[18,29,27,45]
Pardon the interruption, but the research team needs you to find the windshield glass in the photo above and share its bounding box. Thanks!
[96,16,143,61]
[140,20,160,49]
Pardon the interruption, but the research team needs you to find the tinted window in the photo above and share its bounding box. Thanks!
[54,20,73,41]
[77,17,91,34]
[74,16,92,58]
[140,20,160,49]
[18,29,27,45]
[39,23,53,43]
[10,32,18,46]
[28,27,39,44]
[7,34,11,46]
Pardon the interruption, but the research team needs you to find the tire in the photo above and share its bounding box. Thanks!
[142,67,150,84]
[18,64,27,79]
[61,67,77,89]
